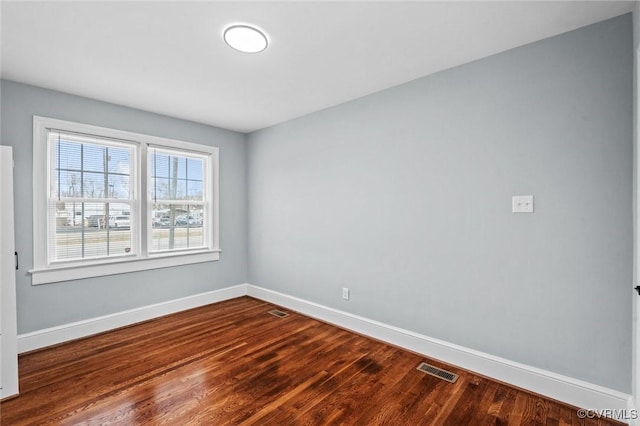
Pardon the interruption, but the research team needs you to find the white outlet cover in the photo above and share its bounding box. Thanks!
[512,195,534,213]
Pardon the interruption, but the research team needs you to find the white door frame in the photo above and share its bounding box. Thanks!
[633,11,640,415]
[0,146,18,399]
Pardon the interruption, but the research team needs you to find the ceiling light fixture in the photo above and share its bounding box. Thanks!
[223,25,268,54]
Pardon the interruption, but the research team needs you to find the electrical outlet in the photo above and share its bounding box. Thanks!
[512,195,534,213]
[342,287,349,300]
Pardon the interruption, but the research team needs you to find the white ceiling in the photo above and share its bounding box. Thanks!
[1,1,635,133]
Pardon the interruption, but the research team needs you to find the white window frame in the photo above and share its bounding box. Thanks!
[31,116,220,285]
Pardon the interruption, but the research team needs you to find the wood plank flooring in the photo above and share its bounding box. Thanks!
[0,296,622,425]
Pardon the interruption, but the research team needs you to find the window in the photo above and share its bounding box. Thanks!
[148,148,207,253]
[49,131,136,263]
[32,116,219,285]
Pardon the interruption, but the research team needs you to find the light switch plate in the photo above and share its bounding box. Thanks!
[512,195,534,213]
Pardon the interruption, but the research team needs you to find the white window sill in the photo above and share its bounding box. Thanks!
[29,250,221,285]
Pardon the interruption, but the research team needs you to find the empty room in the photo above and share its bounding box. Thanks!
[0,1,639,424]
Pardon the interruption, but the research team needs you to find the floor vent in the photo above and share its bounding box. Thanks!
[268,309,289,318]
[416,362,459,383]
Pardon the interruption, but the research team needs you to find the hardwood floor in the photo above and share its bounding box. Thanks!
[1,296,622,425]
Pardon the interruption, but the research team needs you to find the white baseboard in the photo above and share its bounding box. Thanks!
[246,284,632,418]
[17,284,247,353]
[17,282,632,421]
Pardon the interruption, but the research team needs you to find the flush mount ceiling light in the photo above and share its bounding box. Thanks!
[223,25,268,54]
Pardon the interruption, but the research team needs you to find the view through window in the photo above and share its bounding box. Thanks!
[50,131,135,262]
[149,148,207,252]
[33,116,220,284]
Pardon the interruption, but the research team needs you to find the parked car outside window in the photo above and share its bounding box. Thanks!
[109,216,131,228]
[68,211,87,226]
[175,215,202,226]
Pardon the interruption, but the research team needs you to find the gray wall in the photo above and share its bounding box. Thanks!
[1,80,248,334]
[247,15,633,392]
